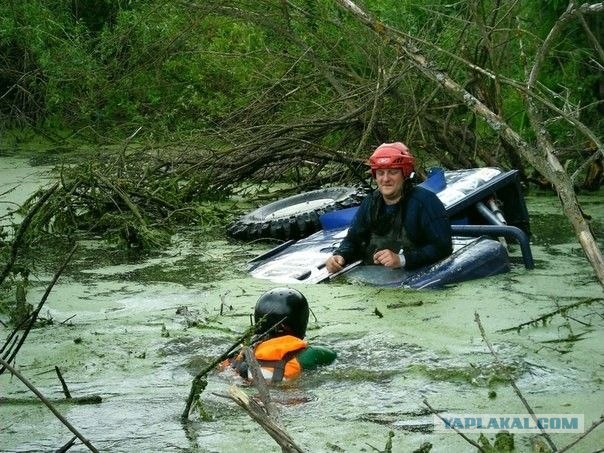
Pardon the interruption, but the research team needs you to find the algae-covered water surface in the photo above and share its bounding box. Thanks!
[1,158,603,452]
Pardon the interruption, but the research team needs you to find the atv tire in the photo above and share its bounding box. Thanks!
[227,187,365,241]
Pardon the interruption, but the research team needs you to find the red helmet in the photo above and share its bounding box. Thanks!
[368,142,415,178]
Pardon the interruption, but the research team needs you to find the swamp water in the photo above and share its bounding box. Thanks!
[0,157,603,452]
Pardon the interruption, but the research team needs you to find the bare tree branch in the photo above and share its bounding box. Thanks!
[558,414,604,453]
[423,398,485,452]
[1,245,77,375]
[0,357,99,453]
[474,312,558,451]
[577,13,604,64]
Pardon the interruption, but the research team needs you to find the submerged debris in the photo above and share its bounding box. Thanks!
[18,150,232,250]
[499,298,602,333]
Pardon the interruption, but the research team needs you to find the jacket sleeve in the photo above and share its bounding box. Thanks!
[297,345,337,370]
[404,188,452,269]
[333,194,372,264]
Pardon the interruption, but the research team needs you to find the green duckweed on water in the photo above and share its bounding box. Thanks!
[1,158,603,452]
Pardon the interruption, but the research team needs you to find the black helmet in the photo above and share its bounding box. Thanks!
[254,287,309,339]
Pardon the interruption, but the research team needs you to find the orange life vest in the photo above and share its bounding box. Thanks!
[227,335,308,383]
[255,335,308,382]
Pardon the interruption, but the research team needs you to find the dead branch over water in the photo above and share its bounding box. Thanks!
[186,322,303,451]
[0,182,59,286]
[0,356,99,453]
[0,245,77,375]
[474,312,558,451]
[221,386,305,453]
[4,137,364,253]
[476,311,604,452]
[422,398,485,452]
[0,395,102,405]
[557,414,604,453]
[181,324,257,420]
[498,297,603,333]
[215,347,304,453]
[243,345,280,420]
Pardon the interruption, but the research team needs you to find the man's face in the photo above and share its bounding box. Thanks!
[375,168,404,202]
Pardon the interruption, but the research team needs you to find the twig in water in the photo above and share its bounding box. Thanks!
[1,331,20,356]
[498,298,602,333]
[0,184,19,198]
[308,306,318,323]
[55,366,72,399]
[384,430,394,453]
[0,357,99,453]
[219,290,231,316]
[1,309,37,354]
[423,399,485,452]
[0,244,78,375]
[0,395,102,405]
[474,312,558,452]
[215,386,305,453]
[60,314,77,325]
[181,324,257,421]
[557,414,604,453]
[55,435,77,453]
[566,314,591,326]
[365,430,395,452]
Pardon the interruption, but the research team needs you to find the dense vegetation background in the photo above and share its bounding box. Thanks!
[1,1,601,175]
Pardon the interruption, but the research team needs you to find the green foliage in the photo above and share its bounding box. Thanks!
[478,431,515,453]
[0,0,601,178]
[12,146,236,251]
[0,265,32,326]
[0,1,276,138]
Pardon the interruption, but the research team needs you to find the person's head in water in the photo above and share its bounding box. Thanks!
[368,142,415,205]
[254,287,309,339]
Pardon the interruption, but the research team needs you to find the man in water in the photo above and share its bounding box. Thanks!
[225,287,336,382]
[325,142,452,273]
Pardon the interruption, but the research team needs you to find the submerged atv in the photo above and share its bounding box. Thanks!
[230,168,533,288]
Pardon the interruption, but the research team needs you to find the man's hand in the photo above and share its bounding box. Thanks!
[373,249,403,268]
[325,255,345,273]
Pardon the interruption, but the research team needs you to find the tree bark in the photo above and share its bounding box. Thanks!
[523,2,604,285]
